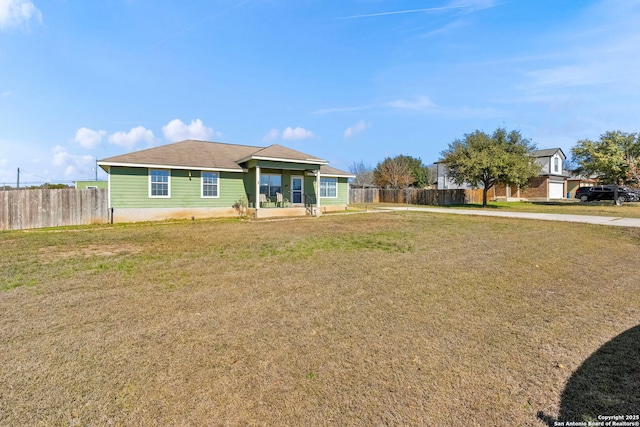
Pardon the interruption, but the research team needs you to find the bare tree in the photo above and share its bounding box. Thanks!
[349,160,374,188]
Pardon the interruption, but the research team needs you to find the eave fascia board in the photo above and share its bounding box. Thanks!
[305,172,356,178]
[97,161,246,173]
[237,155,328,165]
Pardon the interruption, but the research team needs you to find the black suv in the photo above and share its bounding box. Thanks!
[575,185,637,203]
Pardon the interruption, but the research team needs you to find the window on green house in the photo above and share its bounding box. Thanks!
[260,174,281,198]
[149,169,170,197]
[202,172,219,198]
[320,177,337,198]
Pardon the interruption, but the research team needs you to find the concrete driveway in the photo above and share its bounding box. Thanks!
[381,206,640,228]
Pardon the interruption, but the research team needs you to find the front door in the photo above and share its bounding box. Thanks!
[291,176,303,204]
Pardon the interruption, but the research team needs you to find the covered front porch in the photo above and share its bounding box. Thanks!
[242,159,324,218]
[236,144,352,219]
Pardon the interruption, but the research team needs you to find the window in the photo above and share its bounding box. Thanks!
[320,177,337,198]
[260,174,281,198]
[149,169,170,197]
[202,172,219,198]
[554,157,560,173]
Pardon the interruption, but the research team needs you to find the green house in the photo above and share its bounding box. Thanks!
[98,140,354,222]
[74,180,108,189]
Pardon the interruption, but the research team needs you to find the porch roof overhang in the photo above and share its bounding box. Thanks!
[309,164,356,178]
[238,155,328,166]
[305,171,356,178]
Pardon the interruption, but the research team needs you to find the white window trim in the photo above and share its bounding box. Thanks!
[260,173,283,198]
[149,169,171,198]
[201,171,220,198]
[320,177,338,198]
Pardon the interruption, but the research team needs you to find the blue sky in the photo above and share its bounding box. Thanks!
[1,0,640,186]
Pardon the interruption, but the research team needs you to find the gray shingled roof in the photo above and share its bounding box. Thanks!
[320,165,356,177]
[99,140,353,176]
[533,148,565,159]
[99,140,257,171]
[246,144,326,163]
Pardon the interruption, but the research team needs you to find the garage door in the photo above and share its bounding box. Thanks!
[549,182,564,199]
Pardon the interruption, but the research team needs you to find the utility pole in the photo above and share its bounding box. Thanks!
[17,167,20,189]
[95,158,98,181]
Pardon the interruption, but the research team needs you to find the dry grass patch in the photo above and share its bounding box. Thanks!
[1,213,639,425]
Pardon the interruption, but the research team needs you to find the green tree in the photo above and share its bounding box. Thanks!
[373,155,431,189]
[401,155,432,188]
[440,128,539,206]
[572,131,640,186]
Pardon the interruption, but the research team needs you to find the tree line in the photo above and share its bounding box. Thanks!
[349,156,436,190]
[351,128,640,207]
[0,183,73,191]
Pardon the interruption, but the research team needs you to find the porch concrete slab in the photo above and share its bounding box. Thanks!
[254,207,308,219]
[381,206,640,228]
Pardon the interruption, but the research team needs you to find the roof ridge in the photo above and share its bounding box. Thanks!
[181,139,265,149]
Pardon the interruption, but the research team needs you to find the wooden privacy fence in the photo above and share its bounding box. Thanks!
[350,188,479,206]
[0,188,109,231]
[349,188,380,203]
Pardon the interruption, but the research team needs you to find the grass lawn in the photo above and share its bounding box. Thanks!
[353,199,640,218]
[1,212,639,425]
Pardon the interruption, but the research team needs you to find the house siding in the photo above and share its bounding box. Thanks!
[109,166,246,208]
[436,163,474,190]
[75,180,108,189]
[305,176,317,204]
[494,183,521,198]
[520,176,548,199]
[320,178,349,206]
[244,168,256,202]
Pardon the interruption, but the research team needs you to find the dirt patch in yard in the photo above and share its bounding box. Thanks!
[38,243,142,260]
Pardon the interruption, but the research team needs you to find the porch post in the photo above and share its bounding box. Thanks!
[315,169,321,216]
[256,165,261,210]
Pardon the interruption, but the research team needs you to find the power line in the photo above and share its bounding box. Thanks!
[18,168,51,182]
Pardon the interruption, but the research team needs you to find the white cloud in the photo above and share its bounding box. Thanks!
[2,91,12,97]
[521,1,640,94]
[313,104,376,115]
[262,129,280,142]
[109,126,155,150]
[282,126,314,140]
[344,120,371,138]
[387,96,439,111]
[315,97,439,115]
[448,0,497,13]
[161,118,217,142]
[0,0,42,31]
[52,146,71,167]
[51,146,94,178]
[73,127,106,149]
[337,0,496,19]
[316,95,501,120]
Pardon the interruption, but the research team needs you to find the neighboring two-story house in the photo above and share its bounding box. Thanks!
[436,148,568,201]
